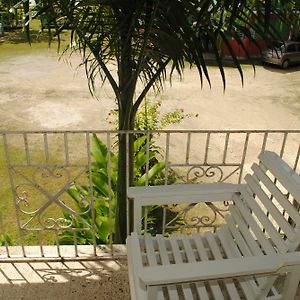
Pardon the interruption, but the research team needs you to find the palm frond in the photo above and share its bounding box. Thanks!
[32,0,300,112]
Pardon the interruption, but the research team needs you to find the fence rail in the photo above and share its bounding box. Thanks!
[0,130,299,260]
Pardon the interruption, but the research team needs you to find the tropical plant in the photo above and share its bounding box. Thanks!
[107,97,192,131]
[0,233,12,246]
[30,0,300,242]
[59,133,166,244]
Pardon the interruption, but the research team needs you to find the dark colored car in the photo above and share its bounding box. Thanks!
[262,41,300,69]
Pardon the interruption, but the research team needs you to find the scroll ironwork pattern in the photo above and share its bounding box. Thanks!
[11,166,89,230]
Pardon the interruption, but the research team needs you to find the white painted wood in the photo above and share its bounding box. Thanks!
[126,152,300,300]
[179,234,210,300]
[223,217,269,296]
[168,236,196,300]
[239,185,288,253]
[225,216,252,257]
[251,163,300,228]
[281,267,300,299]
[126,233,148,300]
[245,174,296,241]
[192,234,225,299]
[233,194,276,255]
[144,234,164,300]
[129,183,241,233]
[199,233,225,299]
[128,183,241,200]
[156,235,179,300]
[140,252,300,286]
[227,207,279,298]
[206,232,241,299]
[229,206,263,255]
[217,225,257,299]
[259,151,300,203]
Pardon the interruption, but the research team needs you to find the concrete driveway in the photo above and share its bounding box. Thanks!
[0,48,300,131]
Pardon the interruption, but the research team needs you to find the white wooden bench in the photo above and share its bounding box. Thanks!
[126,151,300,300]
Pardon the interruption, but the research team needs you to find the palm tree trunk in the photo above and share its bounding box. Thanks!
[115,113,135,243]
[114,7,135,243]
[115,131,128,243]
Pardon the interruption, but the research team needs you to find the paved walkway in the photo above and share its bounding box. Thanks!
[0,259,130,300]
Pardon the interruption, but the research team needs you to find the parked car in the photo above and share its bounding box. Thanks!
[262,41,300,69]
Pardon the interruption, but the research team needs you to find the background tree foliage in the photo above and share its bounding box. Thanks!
[30,0,299,242]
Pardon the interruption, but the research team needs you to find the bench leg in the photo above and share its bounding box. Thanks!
[281,269,300,299]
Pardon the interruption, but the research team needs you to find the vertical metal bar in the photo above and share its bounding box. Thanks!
[107,132,114,256]
[55,230,61,257]
[3,134,26,257]
[0,213,10,258]
[126,132,130,188]
[73,231,78,257]
[23,133,30,165]
[222,133,230,164]
[145,132,150,186]
[261,132,268,153]
[185,132,191,165]
[126,132,130,237]
[162,133,170,234]
[162,206,167,236]
[43,133,49,164]
[164,133,170,185]
[144,207,148,232]
[238,133,250,183]
[64,132,69,166]
[38,231,44,257]
[204,132,211,165]
[293,143,300,171]
[280,132,288,158]
[86,132,97,256]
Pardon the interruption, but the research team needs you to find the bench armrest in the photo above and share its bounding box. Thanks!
[140,252,300,287]
[128,183,242,233]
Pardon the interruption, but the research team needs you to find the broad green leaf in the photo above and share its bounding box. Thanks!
[135,162,165,186]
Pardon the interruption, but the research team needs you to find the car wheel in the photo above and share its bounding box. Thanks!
[282,59,289,69]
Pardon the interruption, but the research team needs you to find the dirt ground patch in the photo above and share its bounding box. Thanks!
[0,47,300,131]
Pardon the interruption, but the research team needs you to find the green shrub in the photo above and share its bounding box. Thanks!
[59,134,166,244]
[0,233,13,246]
[59,98,188,244]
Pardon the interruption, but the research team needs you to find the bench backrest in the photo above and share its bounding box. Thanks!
[230,151,300,256]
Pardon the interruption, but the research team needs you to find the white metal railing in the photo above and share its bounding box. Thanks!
[0,130,299,260]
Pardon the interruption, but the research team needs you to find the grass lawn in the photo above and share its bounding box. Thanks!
[0,132,93,246]
[0,19,70,59]
[0,22,74,246]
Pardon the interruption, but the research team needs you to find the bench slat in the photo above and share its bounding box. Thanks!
[180,235,210,300]
[206,232,241,299]
[245,174,296,241]
[169,236,199,300]
[229,207,263,256]
[144,234,165,300]
[157,235,180,300]
[203,232,225,300]
[233,195,276,255]
[217,226,257,299]
[259,152,300,203]
[239,185,288,253]
[251,163,300,228]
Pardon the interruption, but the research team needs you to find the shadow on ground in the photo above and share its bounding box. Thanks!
[262,63,300,74]
[0,259,130,300]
